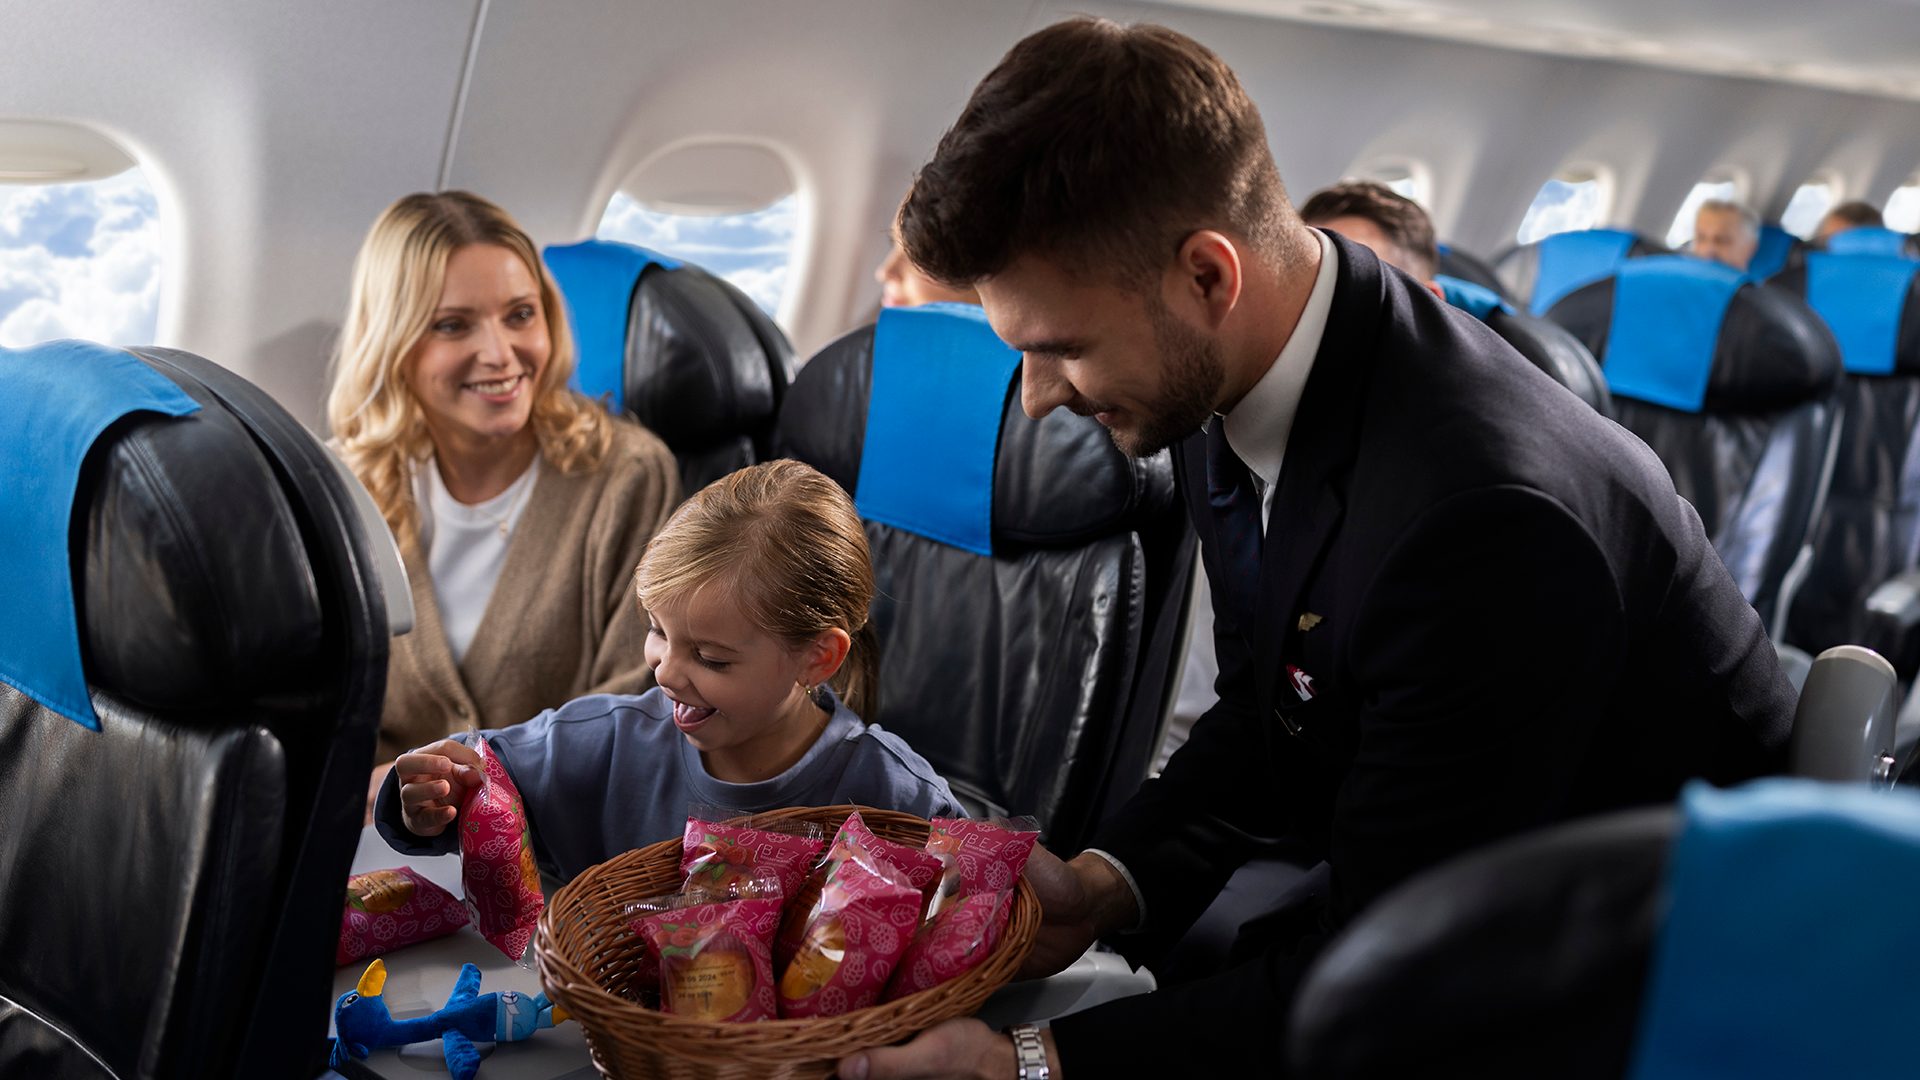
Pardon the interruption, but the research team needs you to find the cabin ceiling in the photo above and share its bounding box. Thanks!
[1155,0,1920,101]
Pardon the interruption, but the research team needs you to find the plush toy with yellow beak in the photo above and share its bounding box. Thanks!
[330,958,569,1080]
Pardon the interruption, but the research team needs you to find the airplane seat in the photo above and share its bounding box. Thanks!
[1495,227,1667,317]
[1435,274,1613,416]
[1747,222,1805,280]
[0,342,390,1080]
[1820,225,1920,260]
[770,303,1194,852]
[1433,242,1515,304]
[1545,255,1844,634]
[544,238,796,497]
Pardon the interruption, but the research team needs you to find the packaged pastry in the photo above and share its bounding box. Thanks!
[925,816,1039,919]
[635,883,784,1022]
[335,866,468,967]
[680,813,826,901]
[624,869,782,1005]
[459,736,545,961]
[775,810,942,969]
[883,888,1015,1001]
[776,847,922,1018]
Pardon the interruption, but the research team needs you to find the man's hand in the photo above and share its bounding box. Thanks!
[394,738,486,837]
[1019,846,1140,979]
[837,1018,1061,1080]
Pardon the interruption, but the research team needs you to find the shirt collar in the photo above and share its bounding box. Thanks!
[1222,228,1338,492]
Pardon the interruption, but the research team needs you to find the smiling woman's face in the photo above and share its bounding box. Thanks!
[406,242,549,458]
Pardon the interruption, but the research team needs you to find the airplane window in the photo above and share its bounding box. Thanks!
[1885,179,1920,234]
[1353,159,1432,209]
[0,168,161,348]
[1779,179,1840,239]
[596,191,796,320]
[1516,171,1610,245]
[1665,179,1742,248]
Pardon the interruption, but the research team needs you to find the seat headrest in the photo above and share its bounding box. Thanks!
[774,320,1176,551]
[545,238,794,454]
[1547,259,1841,414]
[1527,227,1651,316]
[1749,224,1802,281]
[1436,274,1515,320]
[78,358,325,715]
[1803,252,1920,376]
[1824,226,1918,260]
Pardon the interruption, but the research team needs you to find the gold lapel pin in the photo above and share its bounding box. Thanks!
[1297,612,1324,633]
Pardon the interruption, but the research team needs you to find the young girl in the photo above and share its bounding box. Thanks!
[373,459,963,882]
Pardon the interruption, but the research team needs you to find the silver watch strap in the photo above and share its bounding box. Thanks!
[1011,1023,1051,1080]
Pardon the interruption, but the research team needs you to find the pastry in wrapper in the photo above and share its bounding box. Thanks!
[680,815,826,901]
[883,888,1015,1000]
[776,846,921,1018]
[924,816,1039,920]
[625,869,782,1005]
[458,736,545,960]
[636,888,784,1022]
[775,810,942,970]
[335,867,468,967]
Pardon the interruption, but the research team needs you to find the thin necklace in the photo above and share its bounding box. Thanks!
[484,465,536,539]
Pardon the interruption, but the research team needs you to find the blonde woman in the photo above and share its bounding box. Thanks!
[330,191,679,778]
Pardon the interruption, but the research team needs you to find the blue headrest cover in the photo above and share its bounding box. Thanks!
[543,239,682,412]
[1530,228,1638,316]
[0,341,199,729]
[1748,224,1796,281]
[1628,779,1920,1078]
[854,304,1023,556]
[1601,256,1743,412]
[1826,226,1914,259]
[1435,274,1516,321]
[1805,252,1920,376]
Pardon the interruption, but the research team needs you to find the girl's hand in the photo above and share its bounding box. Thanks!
[394,738,486,837]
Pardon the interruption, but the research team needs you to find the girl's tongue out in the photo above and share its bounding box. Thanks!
[673,700,717,729]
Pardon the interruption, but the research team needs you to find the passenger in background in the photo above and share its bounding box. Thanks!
[1690,198,1760,272]
[1298,179,1442,291]
[876,228,980,308]
[1817,199,1884,243]
[374,460,962,882]
[328,191,680,797]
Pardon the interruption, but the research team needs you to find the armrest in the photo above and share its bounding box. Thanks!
[1789,645,1898,785]
[1861,570,1920,680]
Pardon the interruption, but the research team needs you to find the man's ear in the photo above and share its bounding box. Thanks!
[1424,279,1446,301]
[1170,230,1243,330]
[799,627,852,687]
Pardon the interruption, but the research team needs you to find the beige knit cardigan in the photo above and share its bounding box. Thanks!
[374,419,681,762]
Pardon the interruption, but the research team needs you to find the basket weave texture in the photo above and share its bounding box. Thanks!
[536,805,1039,1080]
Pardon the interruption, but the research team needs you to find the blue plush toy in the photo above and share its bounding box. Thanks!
[330,958,569,1080]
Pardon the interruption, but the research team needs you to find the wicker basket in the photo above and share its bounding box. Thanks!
[535,805,1040,1080]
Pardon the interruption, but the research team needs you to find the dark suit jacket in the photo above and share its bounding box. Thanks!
[1050,234,1793,1073]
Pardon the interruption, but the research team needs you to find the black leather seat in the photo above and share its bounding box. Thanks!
[0,346,390,1079]
[1434,241,1515,305]
[1771,250,1920,671]
[1436,274,1613,416]
[1546,256,1843,633]
[545,239,796,497]
[773,311,1192,852]
[1497,227,1668,316]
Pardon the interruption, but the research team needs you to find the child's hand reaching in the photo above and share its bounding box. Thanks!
[395,738,487,838]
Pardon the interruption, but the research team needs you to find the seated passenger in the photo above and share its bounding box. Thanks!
[1297,179,1443,296]
[374,460,963,882]
[328,192,680,789]
[876,230,980,308]
[1817,200,1884,243]
[1690,198,1760,272]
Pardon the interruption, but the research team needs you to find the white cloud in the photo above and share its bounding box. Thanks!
[596,192,796,317]
[1517,179,1605,246]
[0,169,162,349]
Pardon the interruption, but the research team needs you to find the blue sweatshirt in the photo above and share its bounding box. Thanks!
[373,685,964,882]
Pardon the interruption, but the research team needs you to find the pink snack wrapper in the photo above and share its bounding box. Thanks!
[775,810,943,970]
[459,735,544,960]
[776,849,922,1018]
[883,888,1015,1001]
[336,866,469,967]
[680,816,826,901]
[637,892,784,1022]
[925,816,1039,919]
[624,869,783,1005]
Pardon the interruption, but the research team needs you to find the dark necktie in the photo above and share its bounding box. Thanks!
[1206,422,1265,626]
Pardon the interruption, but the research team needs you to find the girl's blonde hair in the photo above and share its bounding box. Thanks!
[634,460,879,717]
[326,190,612,551]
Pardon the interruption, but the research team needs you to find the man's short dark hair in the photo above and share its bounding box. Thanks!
[1298,180,1439,279]
[898,17,1292,287]
[1827,200,1884,229]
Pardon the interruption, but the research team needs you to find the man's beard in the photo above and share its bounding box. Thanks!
[1106,298,1226,458]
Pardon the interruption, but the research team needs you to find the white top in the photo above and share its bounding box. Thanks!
[1221,228,1339,533]
[416,455,539,664]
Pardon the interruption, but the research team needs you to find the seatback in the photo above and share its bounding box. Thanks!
[1547,256,1843,632]
[1434,242,1514,304]
[1748,222,1804,280]
[1436,274,1612,415]
[1823,225,1920,259]
[1497,227,1668,316]
[545,238,796,496]
[772,306,1191,851]
[0,343,389,1079]
[1771,250,1920,658]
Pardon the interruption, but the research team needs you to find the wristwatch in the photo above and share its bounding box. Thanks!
[1010,1023,1051,1080]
